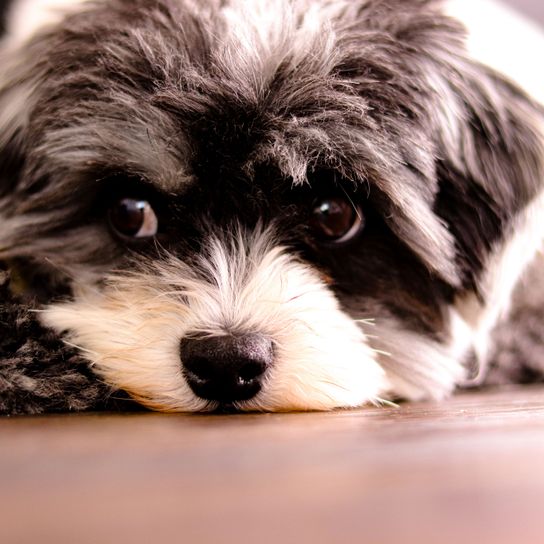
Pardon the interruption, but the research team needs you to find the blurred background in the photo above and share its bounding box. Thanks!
[507,0,544,23]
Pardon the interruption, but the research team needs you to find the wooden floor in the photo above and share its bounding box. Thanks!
[1,386,544,544]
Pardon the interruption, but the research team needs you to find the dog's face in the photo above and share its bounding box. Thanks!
[1,0,542,411]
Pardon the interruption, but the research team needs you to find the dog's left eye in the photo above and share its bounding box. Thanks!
[108,198,158,238]
[310,196,365,244]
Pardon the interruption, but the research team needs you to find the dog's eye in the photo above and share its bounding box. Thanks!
[310,196,364,244]
[108,198,158,238]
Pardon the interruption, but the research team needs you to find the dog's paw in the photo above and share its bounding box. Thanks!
[0,264,137,415]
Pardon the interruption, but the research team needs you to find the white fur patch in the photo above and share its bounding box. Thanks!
[42,226,388,412]
[216,0,349,96]
[365,186,544,398]
[365,309,469,401]
[455,187,544,382]
[437,2,544,382]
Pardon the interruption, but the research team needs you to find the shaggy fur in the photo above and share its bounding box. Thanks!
[0,0,543,414]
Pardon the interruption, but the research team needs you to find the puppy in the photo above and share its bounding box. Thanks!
[0,0,543,413]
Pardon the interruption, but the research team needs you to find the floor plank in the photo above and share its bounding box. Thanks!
[1,386,544,543]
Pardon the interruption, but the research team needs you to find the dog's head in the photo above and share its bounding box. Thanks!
[0,0,542,411]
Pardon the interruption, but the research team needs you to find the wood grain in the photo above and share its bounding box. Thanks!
[1,386,544,543]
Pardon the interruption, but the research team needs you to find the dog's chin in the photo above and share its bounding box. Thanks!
[41,228,388,412]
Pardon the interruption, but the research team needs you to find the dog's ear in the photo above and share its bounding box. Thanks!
[347,1,543,293]
[0,0,26,197]
[0,35,40,257]
[0,101,28,259]
[0,57,30,203]
[432,64,544,293]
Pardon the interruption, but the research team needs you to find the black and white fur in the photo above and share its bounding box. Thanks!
[0,0,543,413]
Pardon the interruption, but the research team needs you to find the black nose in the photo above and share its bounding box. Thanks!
[180,334,274,402]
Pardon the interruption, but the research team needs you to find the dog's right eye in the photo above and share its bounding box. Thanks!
[309,195,365,245]
[108,198,159,238]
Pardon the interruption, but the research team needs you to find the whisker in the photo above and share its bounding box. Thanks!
[371,397,399,409]
[353,318,375,325]
[372,348,391,357]
[339,184,362,221]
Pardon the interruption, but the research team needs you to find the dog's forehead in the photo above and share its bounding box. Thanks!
[27,0,443,193]
[33,1,341,183]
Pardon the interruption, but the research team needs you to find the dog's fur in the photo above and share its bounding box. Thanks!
[0,0,543,414]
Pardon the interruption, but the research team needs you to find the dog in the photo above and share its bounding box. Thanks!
[0,0,543,413]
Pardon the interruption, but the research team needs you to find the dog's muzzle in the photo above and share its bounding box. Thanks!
[180,333,274,403]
